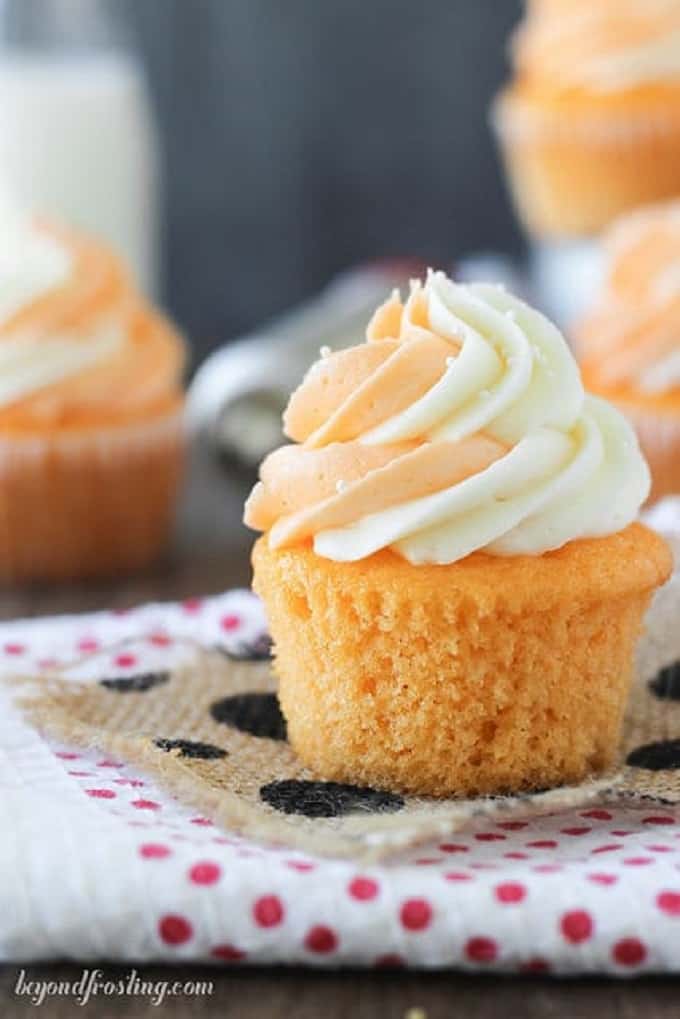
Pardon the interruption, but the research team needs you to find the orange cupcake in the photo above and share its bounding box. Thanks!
[577,200,680,502]
[0,211,186,582]
[492,0,680,238]
[245,272,671,797]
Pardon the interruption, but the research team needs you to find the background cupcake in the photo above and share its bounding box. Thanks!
[246,272,669,798]
[492,0,680,240]
[577,199,680,503]
[0,203,186,582]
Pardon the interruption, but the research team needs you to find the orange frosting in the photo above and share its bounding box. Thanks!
[244,289,507,546]
[0,221,185,433]
[512,0,680,98]
[577,200,680,404]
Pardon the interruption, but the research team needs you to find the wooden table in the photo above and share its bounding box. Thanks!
[1,444,678,1017]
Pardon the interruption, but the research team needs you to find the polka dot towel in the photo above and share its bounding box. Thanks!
[1,502,680,973]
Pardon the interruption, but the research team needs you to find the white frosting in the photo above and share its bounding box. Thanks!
[0,321,122,408]
[0,197,72,326]
[562,30,680,92]
[640,349,680,393]
[0,197,124,407]
[311,274,650,565]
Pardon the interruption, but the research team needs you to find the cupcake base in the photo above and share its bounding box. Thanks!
[493,87,680,238]
[253,525,671,797]
[0,408,185,583]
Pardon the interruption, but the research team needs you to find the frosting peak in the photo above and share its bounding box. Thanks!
[577,200,680,395]
[511,0,680,93]
[245,273,650,565]
[0,209,184,429]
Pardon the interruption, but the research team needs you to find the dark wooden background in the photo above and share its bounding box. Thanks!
[122,0,523,353]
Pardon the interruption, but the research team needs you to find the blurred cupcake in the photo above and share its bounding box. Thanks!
[245,271,670,797]
[0,206,186,582]
[492,0,680,238]
[578,199,680,503]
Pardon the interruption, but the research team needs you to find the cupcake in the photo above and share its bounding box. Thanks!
[0,208,186,582]
[492,0,680,238]
[245,272,671,798]
[577,200,680,503]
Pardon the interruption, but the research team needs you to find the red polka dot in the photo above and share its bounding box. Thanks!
[374,954,406,968]
[504,852,529,860]
[55,751,79,760]
[85,788,116,799]
[220,614,241,632]
[439,843,469,853]
[189,861,221,885]
[520,957,550,974]
[581,809,612,820]
[465,937,498,963]
[561,827,591,836]
[475,832,506,842]
[527,840,558,849]
[304,925,338,954]
[158,914,193,946]
[77,637,100,652]
[114,653,138,669]
[182,597,203,613]
[657,891,680,916]
[496,821,528,831]
[587,873,618,886]
[400,898,432,931]
[139,843,171,859]
[67,771,92,778]
[470,862,498,870]
[643,815,675,825]
[113,778,145,787]
[444,871,473,882]
[211,944,246,962]
[610,830,633,837]
[149,633,172,647]
[3,642,24,655]
[415,857,443,866]
[623,857,654,867]
[132,799,161,810]
[591,844,623,854]
[561,910,593,944]
[647,844,673,853]
[613,938,647,967]
[286,860,316,872]
[348,877,379,901]
[495,882,526,904]
[190,817,213,826]
[533,864,562,874]
[253,895,284,927]
[97,760,123,768]
[37,658,59,670]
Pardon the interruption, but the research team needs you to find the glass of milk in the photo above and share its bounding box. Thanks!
[0,0,161,295]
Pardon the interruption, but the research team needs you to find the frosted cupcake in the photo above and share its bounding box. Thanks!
[245,272,670,797]
[0,208,186,582]
[492,0,680,238]
[577,200,680,502]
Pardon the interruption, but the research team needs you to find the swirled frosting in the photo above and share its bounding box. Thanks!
[244,272,650,565]
[511,0,680,93]
[0,207,184,431]
[577,200,680,395]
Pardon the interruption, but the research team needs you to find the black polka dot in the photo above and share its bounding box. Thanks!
[216,633,272,662]
[649,662,680,700]
[154,738,227,760]
[259,779,405,818]
[100,671,170,693]
[210,692,287,740]
[627,740,680,771]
